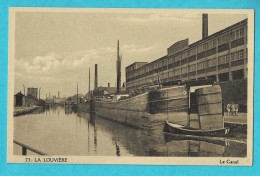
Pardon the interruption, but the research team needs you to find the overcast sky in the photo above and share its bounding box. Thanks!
[14,10,247,98]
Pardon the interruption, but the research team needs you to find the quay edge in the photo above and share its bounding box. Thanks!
[14,106,44,116]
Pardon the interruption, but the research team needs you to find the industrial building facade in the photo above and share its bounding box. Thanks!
[125,16,248,92]
[27,87,38,99]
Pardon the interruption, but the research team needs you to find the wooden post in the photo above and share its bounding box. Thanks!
[198,114,201,129]
[22,146,27,155]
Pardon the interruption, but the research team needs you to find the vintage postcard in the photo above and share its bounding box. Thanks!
[7,8,254,165]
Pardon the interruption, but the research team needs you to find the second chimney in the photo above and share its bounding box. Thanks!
[94,64,98,90]
[202,14,208,39]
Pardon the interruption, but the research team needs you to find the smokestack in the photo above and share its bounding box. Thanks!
[89,67,90,92]
[116,40,121,94]
[108,83,110,87]
[94,64,98,90]
[58,91,60,98]
[77,83,78,105]
[23,84,25,95]
[202,14,208,39]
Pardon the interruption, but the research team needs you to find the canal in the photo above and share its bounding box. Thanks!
[14,106,247,157]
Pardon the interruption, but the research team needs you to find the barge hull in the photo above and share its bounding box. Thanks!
[94,85,223,130]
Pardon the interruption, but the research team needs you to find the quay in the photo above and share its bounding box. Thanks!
[224,112,247,134]
[224,112,247,124]
[14,106,43,116]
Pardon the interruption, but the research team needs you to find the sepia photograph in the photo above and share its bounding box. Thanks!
[7,8,254,165]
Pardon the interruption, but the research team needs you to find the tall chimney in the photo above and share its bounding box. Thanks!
[94,64,98,90]
[89,67,90,92]
[202,14,208,39]
[77,83,78,105]
[58,91,60,98]
[108,83,110,87]
[116,40,121,94]
[23,84,25,95]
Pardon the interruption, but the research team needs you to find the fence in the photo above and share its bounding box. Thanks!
[13,140,46,155]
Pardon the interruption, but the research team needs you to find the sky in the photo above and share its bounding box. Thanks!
[13,10,247,98]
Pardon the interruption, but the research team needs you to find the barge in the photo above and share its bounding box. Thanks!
[95,80,226,132]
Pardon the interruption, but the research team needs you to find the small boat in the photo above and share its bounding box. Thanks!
[163,132,230,146]
[164,121,230,137]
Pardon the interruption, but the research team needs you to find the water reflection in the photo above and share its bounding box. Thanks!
[88,113,97,152]
[65,106,72,114]
[13,106,246,157]
[116,142,120,156]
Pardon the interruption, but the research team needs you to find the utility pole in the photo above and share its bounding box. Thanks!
[39,87,41,100]
[116,40,122,94]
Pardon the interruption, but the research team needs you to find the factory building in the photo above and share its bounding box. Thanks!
[27,87,38,99]
[125,15,248,92]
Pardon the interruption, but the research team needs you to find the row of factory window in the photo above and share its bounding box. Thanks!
[127,35,246,80]
[218,50,244,65]
[127,68,245,90]
[126,49,245,83]
[173,26,245,60]
[197,39,216,53]
[197,27,245,53]
[218,27,245,46]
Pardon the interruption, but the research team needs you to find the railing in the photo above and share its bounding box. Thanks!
[13,140,46,155]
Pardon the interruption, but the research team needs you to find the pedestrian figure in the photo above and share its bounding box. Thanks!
[227,104,231,115]
[235,104,239,116]
[231,103,236,116]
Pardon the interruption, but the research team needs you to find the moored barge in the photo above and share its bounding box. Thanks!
[95,80,226,133]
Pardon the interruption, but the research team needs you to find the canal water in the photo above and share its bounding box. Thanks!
[14,106,247,157]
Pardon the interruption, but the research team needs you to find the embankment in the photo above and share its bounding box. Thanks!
[14,106,43,116]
